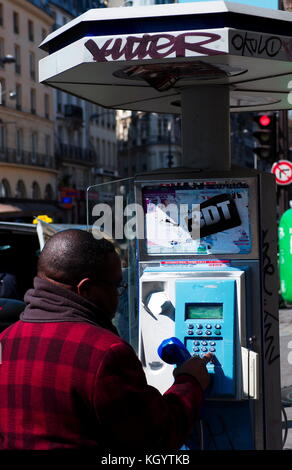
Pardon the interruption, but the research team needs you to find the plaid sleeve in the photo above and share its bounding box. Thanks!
[93,341,203,452]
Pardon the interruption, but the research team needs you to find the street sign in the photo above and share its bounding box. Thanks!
[271,160,292,185]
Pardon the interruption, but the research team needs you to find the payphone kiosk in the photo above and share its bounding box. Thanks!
[137,168,280,450]
[37,0,286,451]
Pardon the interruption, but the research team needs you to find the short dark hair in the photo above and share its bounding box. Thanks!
[37,229,116,285]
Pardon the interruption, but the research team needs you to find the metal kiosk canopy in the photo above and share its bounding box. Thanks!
[39,1,292,170]
[39,1,292,114]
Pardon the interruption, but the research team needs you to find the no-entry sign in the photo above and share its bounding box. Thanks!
[271,160,292,185]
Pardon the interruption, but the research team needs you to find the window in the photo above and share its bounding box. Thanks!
[31,132,38,162]
[111,111,116,130]
[101,140,105,165]
[32,181,41,199]
[0,122,5,150]
[96,138,100,163]
[44,93,49,119]
[0,78,6,105]
[45,135,51,161]
[158,117,167,141]
[112,142,116,166]
[28,20,34,42]
[30,88,36,114]
[29,52,36,81]
[0,37,4,69]
[14,44,21,74]
[13,12,19,34]
[44,183,53,200]
[77,130,82,148]
[159,151,165,168]
[0,4,3,26]
[15,180,26,198]
[56,90,62,113]
[51,10,57,27]
[0,179,11,197]
[16,128,23,160]
[58,125,64,144]
[106,110,111,129]
[15,83,21,111]
[108,142,111,166]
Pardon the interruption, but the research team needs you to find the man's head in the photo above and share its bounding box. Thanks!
[37,229,122,318]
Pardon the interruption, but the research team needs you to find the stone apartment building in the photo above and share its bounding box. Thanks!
[49,0,118,221]
[0,0,118,223]
[0,0,59,221]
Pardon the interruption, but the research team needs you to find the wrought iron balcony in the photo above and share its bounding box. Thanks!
[56,143,95,166]
[0,147,56,169]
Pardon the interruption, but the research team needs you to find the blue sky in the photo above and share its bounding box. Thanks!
[177,0,279,9]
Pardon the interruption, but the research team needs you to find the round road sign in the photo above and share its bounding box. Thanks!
[271,160,292,186]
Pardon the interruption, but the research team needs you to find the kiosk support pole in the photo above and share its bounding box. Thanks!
[181,86,231,171]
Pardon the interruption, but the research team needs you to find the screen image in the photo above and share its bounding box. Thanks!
[185,303,223,320]
[142,180,251,255]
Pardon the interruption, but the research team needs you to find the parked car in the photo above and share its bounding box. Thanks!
[0,221,40,300]
[0,298,26,333]
[0,219,127,335]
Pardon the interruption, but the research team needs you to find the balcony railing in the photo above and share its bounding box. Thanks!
[0,147,56,169]
[56,143,95,166]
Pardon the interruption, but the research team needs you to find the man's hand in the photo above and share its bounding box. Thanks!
[173,353,213,391]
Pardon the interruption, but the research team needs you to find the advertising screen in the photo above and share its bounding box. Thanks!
[142,180,251,255]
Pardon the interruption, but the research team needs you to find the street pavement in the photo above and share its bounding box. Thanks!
[279,307,292,449]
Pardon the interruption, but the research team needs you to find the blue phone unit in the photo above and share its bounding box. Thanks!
[175,279,237,398]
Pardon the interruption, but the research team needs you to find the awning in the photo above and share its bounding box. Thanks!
[0,203,22,215]
[0,201,64,219]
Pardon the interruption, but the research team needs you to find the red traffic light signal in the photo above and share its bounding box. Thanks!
[258,115,271,127]
[253,113,277,161]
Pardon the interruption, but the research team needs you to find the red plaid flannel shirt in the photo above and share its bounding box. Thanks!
[0,320,203,451]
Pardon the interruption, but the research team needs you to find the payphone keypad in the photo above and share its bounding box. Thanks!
[192,339,218,354]
[184,306,224,362]
[187,333,223,357]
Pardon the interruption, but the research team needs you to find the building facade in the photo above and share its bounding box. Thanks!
[0,0,59,221]
[48,0,118,221]
[117,111,181,177]
[0,0,118,223]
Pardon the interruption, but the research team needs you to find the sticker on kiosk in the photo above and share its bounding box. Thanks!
[142,180,251,255]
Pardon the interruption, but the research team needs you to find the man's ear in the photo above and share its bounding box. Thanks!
[76,278,92,297]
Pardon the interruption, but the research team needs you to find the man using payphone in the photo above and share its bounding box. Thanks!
[0,229,213,452]
[137,168,281,450]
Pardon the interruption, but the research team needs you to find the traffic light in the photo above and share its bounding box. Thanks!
[253,113,277,162]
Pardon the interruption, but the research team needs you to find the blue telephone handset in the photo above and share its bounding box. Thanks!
[157,337,191,366]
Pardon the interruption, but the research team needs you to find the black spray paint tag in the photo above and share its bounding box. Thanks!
[187,193,242,239]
